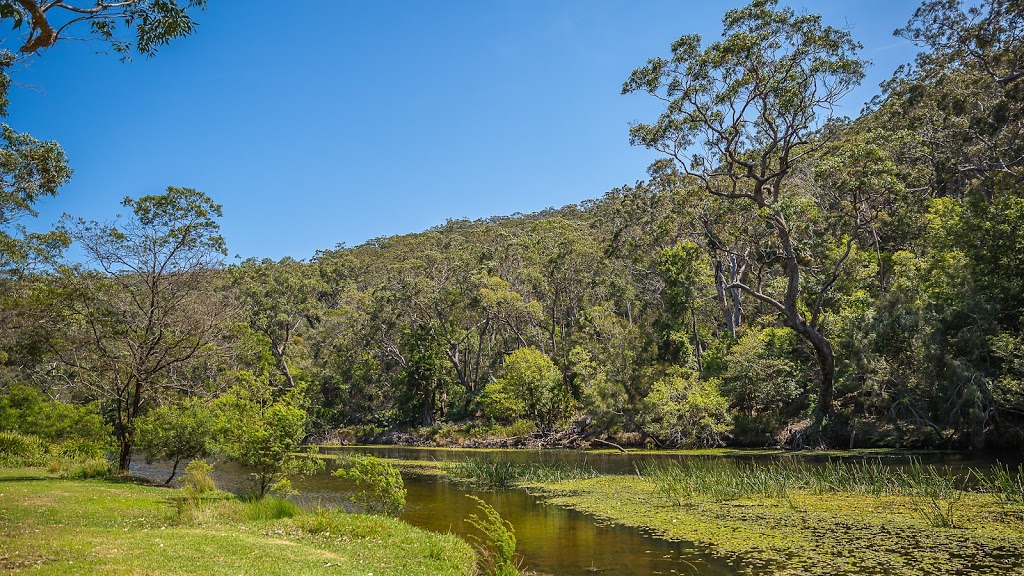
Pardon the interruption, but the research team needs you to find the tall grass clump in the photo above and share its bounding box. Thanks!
[62,457,112,479]
[445,459,522,488]
[639,459,783,503]
[899,459,965,528]
[243,496,301,521]
[976,462,1024,507]
[465,495,521,576]
[445,458,597,488]
[174,459,218,522]
[0,431,45,466]
[640,456,971,517]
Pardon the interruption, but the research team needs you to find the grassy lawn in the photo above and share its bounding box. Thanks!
[521,474,1024,575]
[0,468,474,576]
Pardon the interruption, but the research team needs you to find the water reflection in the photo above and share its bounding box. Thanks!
[131,456,736,576]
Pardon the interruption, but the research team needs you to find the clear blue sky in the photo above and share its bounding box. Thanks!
[10,1,922,261]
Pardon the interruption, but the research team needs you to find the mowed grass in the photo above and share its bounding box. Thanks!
[0,468,474,576]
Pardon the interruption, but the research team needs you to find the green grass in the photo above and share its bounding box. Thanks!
[0,468,474,575]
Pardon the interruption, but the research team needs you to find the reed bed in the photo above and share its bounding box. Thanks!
[636,457,1024,527]
[443,458,599,488]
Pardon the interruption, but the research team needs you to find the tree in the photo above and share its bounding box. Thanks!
[135,399,216,484]
[58,187,228,471]
[230,257,323,391]
[0,52,71,279]
[214,380,322,497]
[623,0,866,419]
[0,0,206,57]
[483,347,571,429]
[395,323,451,427]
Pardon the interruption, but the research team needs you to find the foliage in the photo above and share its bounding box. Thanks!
[0,0,207,57]
[483,347,571,429]
[332,454,406,516]
[213,383,323,497]
[0,383,111,451]
[135,399,217,484]
[0,430,44,465]
[464,495,520,576]
[4,0,1024,453]
[59,186,229,471]
[646,369,732,447]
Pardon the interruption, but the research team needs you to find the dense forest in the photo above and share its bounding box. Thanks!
[2,0,1023,473]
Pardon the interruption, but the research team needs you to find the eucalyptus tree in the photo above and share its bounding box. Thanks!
[230,257,323,391]
[0,0,206,57]
[883,0,1023,196]
[59,187,229,471]
[623,0,867,419]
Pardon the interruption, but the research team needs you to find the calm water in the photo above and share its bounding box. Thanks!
[132,453,736,576]
[131,447,1020,576]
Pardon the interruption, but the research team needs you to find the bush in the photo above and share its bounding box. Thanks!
[490,419,536,440]
[214,384,324,497]
[646,369,732,447]
[333,454,406,515]
[483,348,571,429]
[136,400,217,484]
[0,384,112,451]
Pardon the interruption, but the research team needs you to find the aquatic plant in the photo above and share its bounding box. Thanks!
[638,455,976,521]
[976,462,1024,507]
[465,495,521,576]
[444,458,598,488]
[900,459,965,528]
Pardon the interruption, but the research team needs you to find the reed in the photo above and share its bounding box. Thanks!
[444,458,598,488]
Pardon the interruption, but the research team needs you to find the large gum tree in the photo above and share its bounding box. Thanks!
[623,0,866,419]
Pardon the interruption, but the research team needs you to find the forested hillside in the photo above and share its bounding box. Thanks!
[2,0,1022,465]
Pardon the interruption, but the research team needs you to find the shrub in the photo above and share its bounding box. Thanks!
[0,384,112,450]
[333,454,406,515]
[484,347,571,429]
[646,369,732,447]
[490,420,536,440]
[213,384,324,497]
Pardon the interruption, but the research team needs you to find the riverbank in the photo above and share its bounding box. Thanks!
[0,468,475,575]
[519,473,1024,575]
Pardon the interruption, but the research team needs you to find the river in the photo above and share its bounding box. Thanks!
[131,447,1019,576]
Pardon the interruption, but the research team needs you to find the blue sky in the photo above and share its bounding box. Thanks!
[9,1,923,261]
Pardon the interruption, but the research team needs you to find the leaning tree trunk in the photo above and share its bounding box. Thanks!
[786,318,836,419]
